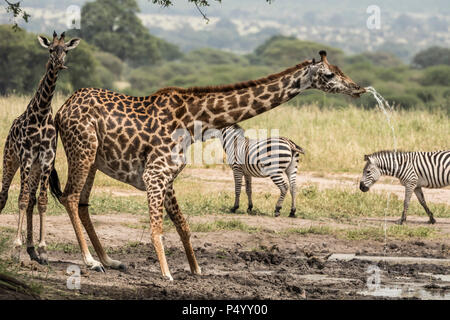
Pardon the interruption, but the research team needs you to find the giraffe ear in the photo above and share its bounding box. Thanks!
[65,38,81,50]
[38,35,51,49]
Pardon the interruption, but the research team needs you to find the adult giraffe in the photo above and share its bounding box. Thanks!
[0,32,80,264]
[50,51,365,279]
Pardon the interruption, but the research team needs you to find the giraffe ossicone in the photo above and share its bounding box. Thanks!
[49,51,366,278]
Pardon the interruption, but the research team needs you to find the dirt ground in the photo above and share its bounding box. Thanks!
[0,169,449,300]
[1,213,449,300]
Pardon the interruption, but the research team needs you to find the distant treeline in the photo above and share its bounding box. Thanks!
[0,1,449,113]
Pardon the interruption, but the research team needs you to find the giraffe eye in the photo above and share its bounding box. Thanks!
[325,73,335,79]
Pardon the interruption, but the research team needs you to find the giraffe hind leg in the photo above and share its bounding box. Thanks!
[0,148,19,213]
[60,129,104,272]
[78,165,125,270]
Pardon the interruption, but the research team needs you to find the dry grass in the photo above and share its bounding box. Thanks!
[0,94,448,188]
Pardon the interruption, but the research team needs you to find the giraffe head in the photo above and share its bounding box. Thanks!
[307,51,366,98]
[359,154,381,192]
[37,31,80,70]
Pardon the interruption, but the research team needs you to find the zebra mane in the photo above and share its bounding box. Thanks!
[366,149,446,161]
[367,150,405,159]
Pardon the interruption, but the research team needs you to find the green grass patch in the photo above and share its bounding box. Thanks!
[190,219,260,233]
[286,225,335,236]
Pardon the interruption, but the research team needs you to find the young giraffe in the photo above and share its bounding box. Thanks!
[50,51,366,279]
[0,32,80,264]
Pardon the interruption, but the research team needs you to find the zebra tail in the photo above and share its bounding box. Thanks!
[286,139,305,155]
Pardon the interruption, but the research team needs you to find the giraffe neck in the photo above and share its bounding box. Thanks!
[27,60,59,115]
[186,63,311,130]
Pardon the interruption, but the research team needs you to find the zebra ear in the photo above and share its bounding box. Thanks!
[364,155,369,161]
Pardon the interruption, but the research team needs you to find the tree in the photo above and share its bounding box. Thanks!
[252,35,344,68]
[412,46,450,69]
[78,0,181,67]
[3,0,30,31]
[0,26,113,95]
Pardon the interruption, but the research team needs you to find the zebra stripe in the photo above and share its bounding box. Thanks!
[220,124,305,217]
[360,150,449,224]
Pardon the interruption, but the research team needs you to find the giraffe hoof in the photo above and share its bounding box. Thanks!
[92,264,106,273]
[27,247,40,262]
[117,263,127,272]
[428,218,436,224]
[230,207,238,213]
[395,219,405,225]
[274,212,280,217]
[288,214,296,218]
[164,274,174,281]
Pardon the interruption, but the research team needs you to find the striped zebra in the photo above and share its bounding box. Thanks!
[359,150,450,225]
[219,124,305,217]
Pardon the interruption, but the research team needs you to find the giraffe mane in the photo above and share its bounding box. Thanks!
[153,60,313,95]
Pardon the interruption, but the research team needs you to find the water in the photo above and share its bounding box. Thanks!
[365,86,398,151]
[364,87,399,286]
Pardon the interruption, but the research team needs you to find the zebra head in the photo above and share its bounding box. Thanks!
[359,155,381,192]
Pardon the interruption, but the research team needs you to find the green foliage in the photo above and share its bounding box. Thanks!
[80,0,181,67]
[0,26,116,95]
[386,95,420,110]
[412,46,450,68]
[419,65,450,86]
[252,35,344,68]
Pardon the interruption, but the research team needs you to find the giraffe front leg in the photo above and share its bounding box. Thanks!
[25,194,39,263]
[143,166,174,281]
[164,185,201,275]
[396,185,414,225]
[36,190,48,265]
[25,168,40,263]
[13,162,33,257]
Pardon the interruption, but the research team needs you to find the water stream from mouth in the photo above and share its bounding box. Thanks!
[364,86,399,283]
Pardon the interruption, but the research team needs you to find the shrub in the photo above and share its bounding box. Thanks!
[419,65,450,86]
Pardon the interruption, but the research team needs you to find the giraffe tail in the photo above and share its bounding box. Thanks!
[49,125,63,203]
[49,168,63,202]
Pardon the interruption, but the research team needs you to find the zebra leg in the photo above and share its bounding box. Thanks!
[230,168,243,213]
[287,156,299,218]
[244,175,253,214]
[414,187,436,224]
[271,174,288,217]
[397,185,414,225]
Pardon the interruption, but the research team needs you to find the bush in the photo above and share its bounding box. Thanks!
[254,35,344,68]
[386,95,420,110]
[412,46,450,68]
[419,65,450,86]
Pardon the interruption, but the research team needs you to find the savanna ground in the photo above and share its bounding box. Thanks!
[0,95,449,300]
